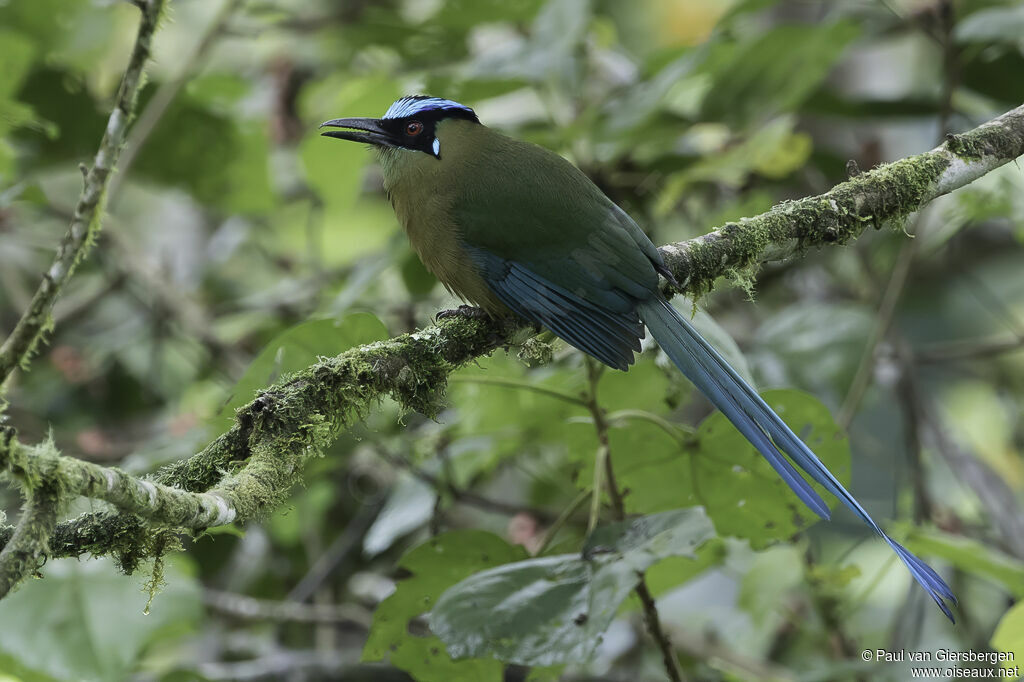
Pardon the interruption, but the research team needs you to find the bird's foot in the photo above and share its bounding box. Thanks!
[436,305,490,322]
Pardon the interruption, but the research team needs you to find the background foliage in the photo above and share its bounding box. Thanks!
[1,0,1023,680]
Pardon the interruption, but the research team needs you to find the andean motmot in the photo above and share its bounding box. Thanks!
[321,95,956,621]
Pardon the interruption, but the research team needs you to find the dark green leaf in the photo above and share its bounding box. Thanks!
[362,531,526,682]
[429,509,715,665]
[0,558,200,682]
[699,21,860,124]
[399,247,438,297]
[691,389,847,548]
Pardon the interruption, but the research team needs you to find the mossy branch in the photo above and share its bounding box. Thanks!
[0,103,1022,588]
[0,0,166,388]
[660,103,1024,296]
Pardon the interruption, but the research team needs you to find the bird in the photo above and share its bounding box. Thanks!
[320,95,956,621]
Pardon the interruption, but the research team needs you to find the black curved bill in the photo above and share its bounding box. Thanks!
[319,117,395,146]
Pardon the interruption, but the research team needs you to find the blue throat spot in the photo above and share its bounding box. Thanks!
[432,137,440,156]
[383,96,474,120]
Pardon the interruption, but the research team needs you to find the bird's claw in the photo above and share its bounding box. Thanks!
[436,305,489,321]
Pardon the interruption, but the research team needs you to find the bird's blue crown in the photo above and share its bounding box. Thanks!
[382,96,477,121]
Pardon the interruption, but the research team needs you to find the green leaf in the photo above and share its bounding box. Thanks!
[655,116,812,204]
[699,21,860,125]
[213,313,389,433]
[755,301,874,395]
[0,558,200,682]
[399,247,439,297]
[623,542,726,606]
[955,5,1024,44]
[362,471,437,556]
[569,419,695,513]
[467,0,590,89]
[576,390,844,548]
[10,67,106,168]
[362,531,526,682]
[0,28,35,99]
[692,389,846,548]
[448,353,583,460]
[992,602,1024,671]
[133,93,274,213]
[429,509,715,666]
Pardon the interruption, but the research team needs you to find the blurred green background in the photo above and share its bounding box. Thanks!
[1,0,1024,680]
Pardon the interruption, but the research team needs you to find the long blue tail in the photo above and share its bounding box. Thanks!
[637,297,956,622]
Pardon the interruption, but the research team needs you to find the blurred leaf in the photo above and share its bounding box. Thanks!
[267,478,337,545]
[0,558,200,682]
[656,116,812,206]
[433,0,545,32]
[467,0,590,89]
[738,544,803,624]
[803,90,940,119]
[960,48,1024,104]
[0,0,87,55]
[0,654,60,682]
[134,93,274,213]
[214,313,389,433]
[335,0,543,64]
[956,5,1024,44]
[399,247,438,297]
[362,531,525,681]
[429,509,715,665]
[363,471,436,556]
[0,29,35,99]
[754,301,874,397]
[992,601,1024,671]
[185,72,251,111]
[12,67,106,167]
[699,21,860,124]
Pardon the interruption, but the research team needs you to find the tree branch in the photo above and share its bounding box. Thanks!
[659,103,1024,295]
[0,103,1022,582]
[0,0,167,388]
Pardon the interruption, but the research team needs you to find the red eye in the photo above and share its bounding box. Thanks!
[405,121,424,136]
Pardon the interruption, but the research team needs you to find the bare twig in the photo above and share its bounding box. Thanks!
[377,448,558,523]
[287,499,385,603]
[0,0,167,387]
[203,588,372,627]
[838,224,920,428]
[916,335,1024,364]
[583,359,685,682]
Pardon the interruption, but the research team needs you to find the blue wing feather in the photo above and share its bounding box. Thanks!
[465,245,643,370]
